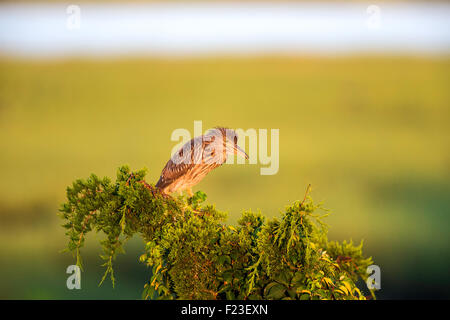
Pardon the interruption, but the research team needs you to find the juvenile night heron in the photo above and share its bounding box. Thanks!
[156,127,248,196]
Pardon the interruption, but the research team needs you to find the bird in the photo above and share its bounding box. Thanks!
[155,127,248,196]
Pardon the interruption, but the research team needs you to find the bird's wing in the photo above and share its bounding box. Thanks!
[155,159,194,190]
[156,136,212,190]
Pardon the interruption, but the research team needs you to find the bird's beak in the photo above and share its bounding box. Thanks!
[234,145,249,159]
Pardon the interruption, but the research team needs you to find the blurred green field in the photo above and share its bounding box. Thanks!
[0,56,449,299]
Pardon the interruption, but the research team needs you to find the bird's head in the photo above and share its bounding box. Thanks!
[205,127,249,161]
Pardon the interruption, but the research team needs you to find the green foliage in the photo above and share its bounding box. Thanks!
[60,165,375,300]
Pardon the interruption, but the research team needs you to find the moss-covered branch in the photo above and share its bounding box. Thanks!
[59,165,375,300]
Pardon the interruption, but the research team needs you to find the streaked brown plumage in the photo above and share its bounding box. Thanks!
[156,127,248,196]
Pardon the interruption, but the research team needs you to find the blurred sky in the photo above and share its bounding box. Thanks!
[0,2,450,57]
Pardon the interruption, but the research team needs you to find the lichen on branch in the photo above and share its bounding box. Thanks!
[59,165,375,300]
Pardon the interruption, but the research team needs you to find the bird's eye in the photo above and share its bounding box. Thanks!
[233,136,238,145]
